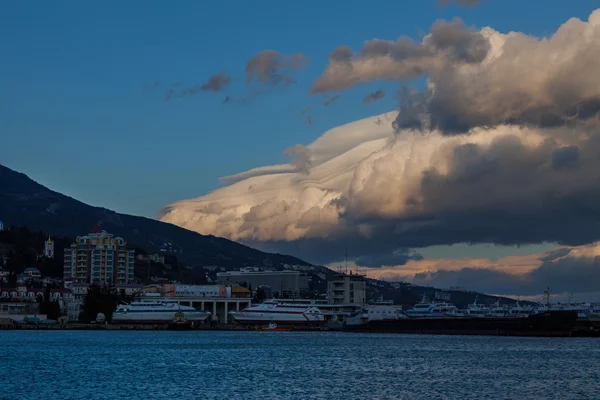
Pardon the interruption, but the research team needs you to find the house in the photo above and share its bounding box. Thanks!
[24,267,41,279]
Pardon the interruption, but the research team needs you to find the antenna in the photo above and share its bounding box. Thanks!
[345,248,348,275]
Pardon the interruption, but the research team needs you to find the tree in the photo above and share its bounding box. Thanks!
[254,286,266,302]
[82,284,133,323]
[36,286,62,320]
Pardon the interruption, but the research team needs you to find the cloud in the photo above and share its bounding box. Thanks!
[283,144,312,174]
[401,11,600,134]
[311,17,489,94]
[407,244,600,298]
[323,95,340,107]
[170,72,234,99]
[355,248,423,268]
[363,243,600,298]
[161,110,600,264]
[199,71,233,93]
[245,50,309,86]
[363,90,386,104]
[161,9,600,266]
[438,0,480,8]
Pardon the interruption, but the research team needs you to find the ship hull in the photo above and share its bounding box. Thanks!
[344,311,578,337]
[228,311,325,325]
[112,311,211,325]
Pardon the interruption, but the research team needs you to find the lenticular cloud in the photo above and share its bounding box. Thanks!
[160,9,600,265]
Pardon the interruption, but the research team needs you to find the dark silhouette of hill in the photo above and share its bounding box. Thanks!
[0,164,310,268]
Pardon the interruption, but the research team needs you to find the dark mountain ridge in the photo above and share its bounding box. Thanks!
[0,164,310,268]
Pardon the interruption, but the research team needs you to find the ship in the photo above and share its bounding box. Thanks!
[112,299,211,325]
[228,300,326,325]
[344,310,579,337]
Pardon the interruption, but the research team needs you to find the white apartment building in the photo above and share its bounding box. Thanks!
[327,272,366,305]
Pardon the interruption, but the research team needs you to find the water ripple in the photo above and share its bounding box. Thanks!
[1,331,599,399]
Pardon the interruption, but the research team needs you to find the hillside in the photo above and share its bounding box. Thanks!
[0,164,311,268]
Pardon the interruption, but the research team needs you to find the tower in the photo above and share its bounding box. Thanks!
[44,236,55,259]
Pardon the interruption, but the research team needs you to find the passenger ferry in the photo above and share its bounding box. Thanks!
[228,300,326,325]
[405,295,465,318]
[112,299,211,324]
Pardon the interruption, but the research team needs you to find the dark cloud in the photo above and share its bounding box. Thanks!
[245,50,309,86]
[312,18,488,94]
[324,95,340,107]
[284,144,312,174]
[363,90,386,104]
[426,18,489,63]
[174,72,233,98]
[355,249,423,268]
[413,253,600,296]
[552,146,581,170]
[200,71,232,93]
[244,129,600,265]
[396,14,600,134]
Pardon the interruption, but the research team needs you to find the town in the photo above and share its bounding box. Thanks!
[0,224,374,327]
[1,222,599,338]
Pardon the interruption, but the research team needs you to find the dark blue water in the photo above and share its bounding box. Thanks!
[1,331,599,400]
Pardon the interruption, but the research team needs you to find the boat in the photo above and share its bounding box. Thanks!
[344,310,579,337]
[228,300,326,325]
[168,311,194,330]
[258,322,293,332]
[112,299,211,325]
[405,295,465,318]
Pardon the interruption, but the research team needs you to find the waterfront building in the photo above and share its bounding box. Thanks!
[0,220,4,231]
[43,236,54,258]
[63,230,135,284]
[327,272,366,305]
[140,284,252,323]
[216,268,309,295]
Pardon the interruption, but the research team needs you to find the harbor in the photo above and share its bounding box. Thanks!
[4,291,600,337]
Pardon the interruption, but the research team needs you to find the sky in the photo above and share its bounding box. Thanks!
[3,0,600,299]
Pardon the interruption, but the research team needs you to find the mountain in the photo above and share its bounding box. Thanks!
[0,164,311,268]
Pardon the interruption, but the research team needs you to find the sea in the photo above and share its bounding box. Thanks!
[1,331,599,400]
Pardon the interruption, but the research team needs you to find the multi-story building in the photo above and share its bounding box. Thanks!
[216,268,309,296]
[327,272,366,305]
[63,230,135,284]
[0,220,4,231]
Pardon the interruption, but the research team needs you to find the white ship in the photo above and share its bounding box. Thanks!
[228,300,326,325]
[112,299,211,324]
[405,295,465,318]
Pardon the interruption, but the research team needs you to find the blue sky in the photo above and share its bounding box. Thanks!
[1,0,598,220]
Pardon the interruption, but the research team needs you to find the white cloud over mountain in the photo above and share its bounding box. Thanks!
[161,9,600,274]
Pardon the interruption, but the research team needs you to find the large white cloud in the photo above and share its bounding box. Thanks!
[161,9,600,265]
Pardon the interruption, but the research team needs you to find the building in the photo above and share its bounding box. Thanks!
[23,267,41,279]
[142,284,252,323]
[0,220,4,231]
[63,230,135,284]
[216,268,309,295]
[327,272,366,305]
[44,236,54,258]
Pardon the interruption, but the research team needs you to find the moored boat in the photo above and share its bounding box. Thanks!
[112,299,211,325]
[228,300,326,325]
[344,310,579,337]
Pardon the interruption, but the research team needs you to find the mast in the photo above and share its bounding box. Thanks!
[544,287,551,309]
